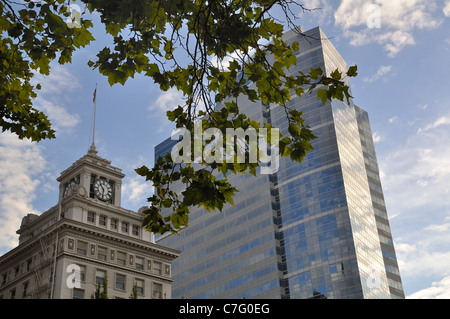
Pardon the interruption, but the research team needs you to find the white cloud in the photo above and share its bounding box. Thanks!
[36,97,81,129]
[149,88,184,115]
[372,131,383,143]
[379,112,450,296]
[395,226,450,286]
[33,65,81,95]
[388,116,398,123]
[408,276,450,299]
[417,116,450,133]
[299,0,335,26]
[148,88,185,133]
[121,176,153,209]
[334,0,443,57]
[444,1,450,17]
[425,222,450,233]
[32,65,82,131]
[381,114,450,214]
[382,31,416,58]
[418,104,428,111]
[211,50,243,72]
[0,132,48,254]
[363,65,392,83]
[335,0,442,31]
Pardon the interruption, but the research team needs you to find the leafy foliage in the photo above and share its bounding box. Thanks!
[0,0,94,141]
[91,273,108,299]
[0,0,358,234]
[100,0,358,235]
[129,283,138,299]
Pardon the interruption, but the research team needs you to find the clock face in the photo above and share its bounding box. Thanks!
[93,179,113,202]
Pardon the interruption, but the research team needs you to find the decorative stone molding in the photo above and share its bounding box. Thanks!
[67,238,75,250]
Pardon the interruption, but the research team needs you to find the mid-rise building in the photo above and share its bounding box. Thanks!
[0,145,179,299]
[155,26,404,299]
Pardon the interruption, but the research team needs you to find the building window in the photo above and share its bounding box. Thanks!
[153,283,162,299]
[1,273,7,286]
[135,279,144,296]
[26,259,32,272]
[136,257,144,270]
[115,274,126,291]
[153,261,162,275]
[10,288,16,299]
[97,246,107,261]
[79,265,86,282]
[22,282,29,298]
[121,222,129,233]
[99,215,107,226]
[111,219,118,230]
[77,241,88,256]
[73,288,84,299]
[132,225,139,236]
[95,270,106,285]
[69,264,86,283]
[87,212,95,223]
[117,251,126,266]
[89,174,97,199]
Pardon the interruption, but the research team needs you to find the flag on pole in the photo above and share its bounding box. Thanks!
[92,84,98,147]
[93,85,97,104]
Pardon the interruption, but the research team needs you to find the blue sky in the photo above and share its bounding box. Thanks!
[1,0,450,299]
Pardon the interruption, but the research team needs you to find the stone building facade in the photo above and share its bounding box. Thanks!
[0,146,179,299]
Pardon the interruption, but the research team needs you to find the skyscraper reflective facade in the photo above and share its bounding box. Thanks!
[155,27,404,299]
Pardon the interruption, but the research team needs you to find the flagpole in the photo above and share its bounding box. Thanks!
[92,83,97,147]
[89,84,98,154]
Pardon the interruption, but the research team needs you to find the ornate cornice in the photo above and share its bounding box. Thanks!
[58,220,179,260]
[58,149,124,183]
[2,218,179,269]
[61,192,143,221]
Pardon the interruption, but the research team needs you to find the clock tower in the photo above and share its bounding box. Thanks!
[0,87,179,299]
[57,144,124,207]
[1,142,179,299]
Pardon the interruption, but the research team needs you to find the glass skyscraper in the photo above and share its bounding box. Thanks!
[155,26,404,299]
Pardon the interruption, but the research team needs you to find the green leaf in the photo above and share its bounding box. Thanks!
[288,123,302,138]
[310,67,323,80]
[317,88,328,105]
[347,65,358,77]
[330,69,342,81]
[135,166,150,177]
[106,23,121,36]
[280,136,292,145]
[162,198,172,208]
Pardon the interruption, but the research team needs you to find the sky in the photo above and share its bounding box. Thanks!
[1,0,450,299]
